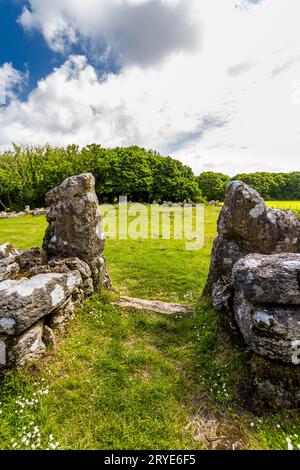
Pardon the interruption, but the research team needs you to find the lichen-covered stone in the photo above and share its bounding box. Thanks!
[0,256,20,282]
[17,248,48,271]
[0,271,82,335]
[204,181,300,310]
[43,325,56,350]
[0,174,112,370]
[234,289,300,364]
[0,243,20,260]
[8,321,47,367]
[233,253,300,305]
[48,299,75,331]
[63,258,92,280]
[83,278,94,296]
[0,336,6,366]
[43,173,111,288]
[232,254,300,365]
[203,237,246,304]
[218,181,300,253]
[205,181,300,408]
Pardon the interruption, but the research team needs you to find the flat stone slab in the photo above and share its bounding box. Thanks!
[114,296,194,315]
[0,271,82,335]
[233,253,300,305]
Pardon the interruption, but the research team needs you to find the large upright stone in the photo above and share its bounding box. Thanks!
[218,181,300,253]
[43,173,110,288]
[204,181,300,311]
[204,181,300,408]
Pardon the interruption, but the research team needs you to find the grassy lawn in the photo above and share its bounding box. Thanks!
[267,200,300,211]
[0,204,300,450]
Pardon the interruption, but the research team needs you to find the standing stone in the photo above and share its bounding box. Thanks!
[43,173,111,288]
[204,181,300,311]
[204,181,300,408]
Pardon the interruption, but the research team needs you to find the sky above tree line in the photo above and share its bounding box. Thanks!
[0,0,300,175]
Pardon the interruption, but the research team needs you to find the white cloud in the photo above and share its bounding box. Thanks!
[18,0,201,66]
[0,63,26,105]
[1,0,300,176]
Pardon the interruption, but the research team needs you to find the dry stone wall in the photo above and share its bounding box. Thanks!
[0,173,110,368]
[0,208,48,219]
[205,180,300,407]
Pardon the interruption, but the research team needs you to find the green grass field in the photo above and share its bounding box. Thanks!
[267,201,300,211]
[0,204,300,450]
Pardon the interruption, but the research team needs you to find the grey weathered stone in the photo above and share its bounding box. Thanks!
[0,243,19,260]
[17,248,48,271]
[205,181,300,407]
[83,278,94,296]
[0,208,47,219]
[64,258,92,280]
[0,271,82,335]
[232,254,300,365]
[0,257,20,282]
[31,208,48,217]
[8,321,47,367]
[204,236,246,305]
[0,173,112,370]
[234,289,300,364]
[48,299,75,331]
[218,181,300,253]
[204,181,300,309]
[43,325,56,350]
[43,173,111,288]
[0,334,7,366]
[233,253,300,305]
[114,296,194,315]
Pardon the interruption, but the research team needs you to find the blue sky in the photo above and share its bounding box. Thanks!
[0,0,300,175]
[0,1,57,95]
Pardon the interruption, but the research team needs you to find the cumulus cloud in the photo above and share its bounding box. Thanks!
[0,63,26,105]
[237,0,265,10]
[0,54,222,150]
[1,0,300,176]
[18,0,201,67]
[227,62,254,77]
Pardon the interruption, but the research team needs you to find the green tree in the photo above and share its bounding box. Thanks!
[197,172,230,201]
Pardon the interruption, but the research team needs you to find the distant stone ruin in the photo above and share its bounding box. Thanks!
[0,207,48,219]
[205,181,300,408]
[0,173,110,368]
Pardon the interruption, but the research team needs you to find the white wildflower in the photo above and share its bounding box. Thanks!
[286,437,293,450]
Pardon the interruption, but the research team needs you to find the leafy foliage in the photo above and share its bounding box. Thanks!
[0,145,202,210]
[234,172,300,200]
[197,171,300,202]
[1,145,299,209]
[197,172,231,201]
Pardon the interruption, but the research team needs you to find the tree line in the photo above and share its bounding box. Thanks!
[0,144,201,210]
[0,144,299,211]
[197,171,300,201]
